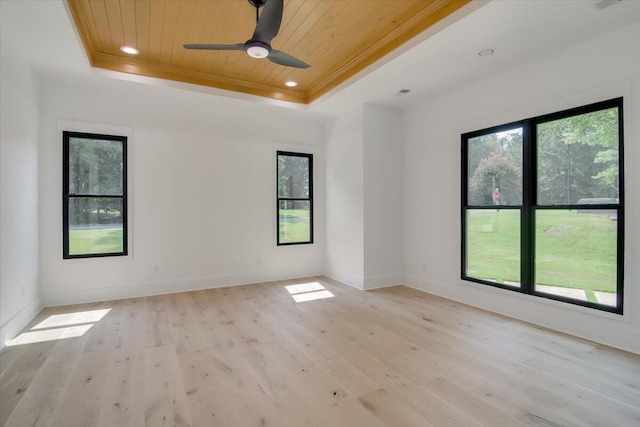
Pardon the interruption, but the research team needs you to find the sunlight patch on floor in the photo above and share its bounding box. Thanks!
[32,308,111,329]
[6,308,112,346]
[292,290,335,303]
[6,324,93,346]
[285,281,335,303]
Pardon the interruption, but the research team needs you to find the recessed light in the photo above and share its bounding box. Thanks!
[478,49,494,57]
[120,46,139,55]
[285,81,298,87]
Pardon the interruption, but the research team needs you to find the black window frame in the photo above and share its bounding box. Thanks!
[276,151,314,246]
[461,98,624,314]
[63,131,128,259]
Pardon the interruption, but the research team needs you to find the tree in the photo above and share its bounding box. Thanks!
[470,154,522,205]
[537,107,619,204]
[467,129,522,205]
[278,154,309,210]
[69,138,123,225]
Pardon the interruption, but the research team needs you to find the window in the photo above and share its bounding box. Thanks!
[462,98,623,313]
[63,131,127,258]
[277,151,313,245]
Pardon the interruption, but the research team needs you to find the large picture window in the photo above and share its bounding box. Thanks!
[462,98,623,313]
[277,151,313,245]
[63,131,127,258]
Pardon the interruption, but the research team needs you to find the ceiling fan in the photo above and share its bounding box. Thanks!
[184,0,310,69]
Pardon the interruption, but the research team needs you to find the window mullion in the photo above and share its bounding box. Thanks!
[521,119,534,294]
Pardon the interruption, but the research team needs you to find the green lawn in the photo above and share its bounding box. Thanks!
[466,209,617,297]
[279,209,311,243]
[69,228,123,255]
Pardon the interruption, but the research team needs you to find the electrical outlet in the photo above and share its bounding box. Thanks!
[257,257,262,265]
[422,263,428,273]
[153,264,160,274]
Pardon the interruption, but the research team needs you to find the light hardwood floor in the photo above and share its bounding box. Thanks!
[1,277,639,426]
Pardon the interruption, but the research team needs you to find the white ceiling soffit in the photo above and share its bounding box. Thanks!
[310,0,640,113]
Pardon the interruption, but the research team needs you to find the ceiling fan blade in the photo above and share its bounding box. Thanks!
[268,50,310,69]
[252,0,283,44]
[183,43,246,51]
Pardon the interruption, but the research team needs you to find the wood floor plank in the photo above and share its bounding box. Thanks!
[551,396,640,427]
[144,344,192,426]
[358,388,436,427]
[178,348,273,426]
[48,350,112,427]
[3,331,89,427]
[515,407,583,427]
[241,342,386,427]
[524,353,640,407]
[97,299,146,427]
[1,277,639,426]
[145,296,173,349]
[0,340,55,426]
[424,377,528,427]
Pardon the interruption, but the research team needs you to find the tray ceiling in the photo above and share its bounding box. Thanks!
[67,0,471,104]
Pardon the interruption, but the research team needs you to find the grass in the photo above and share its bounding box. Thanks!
[69,228,123,255]
[279,209,309,217]
[279,208,311,243]
[466,210,521,283]
[467,209,617,298]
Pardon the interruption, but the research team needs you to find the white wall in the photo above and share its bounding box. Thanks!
[0,58,42,347]
[403,23,640,353]
[363,105,403,289]
[325,108,365,288]
[38,74,325,306]
[324,105,403,290]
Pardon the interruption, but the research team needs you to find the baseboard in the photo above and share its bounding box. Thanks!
[324,269,365,290]
[1,296,43,350]
[42,266,324,307]
[403,273,640,355]
[363,273,402,290]
[323,272,401,291]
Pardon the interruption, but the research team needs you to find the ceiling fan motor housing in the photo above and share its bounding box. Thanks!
[246,40,272,58]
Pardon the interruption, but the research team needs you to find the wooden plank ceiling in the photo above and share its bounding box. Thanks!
[67,0,472,104]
